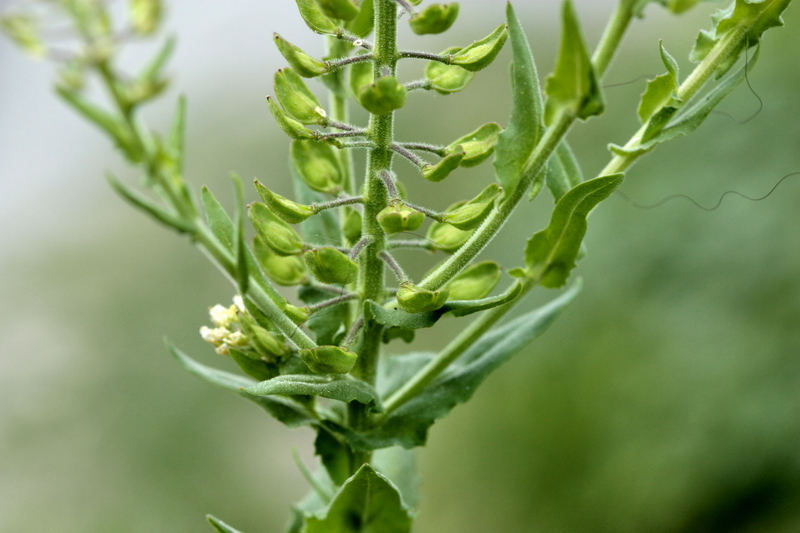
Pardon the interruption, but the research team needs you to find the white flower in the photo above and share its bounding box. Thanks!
[233,295,246,312]
[209,304,237,328]
[200,326,230,345]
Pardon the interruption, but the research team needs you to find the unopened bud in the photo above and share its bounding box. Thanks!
[443,261,501,300]
[255,180,315,223]
[129,0,163,35]
[249,202,306,256]
[273,33,331,78]
[396,281,449,313]
[209,304,238,328]
[1,13,46,58]
[357,76,407,116]
[421,146,465,182]
[304,247,359,285]
[291,139,346,195]
[449,23,508,72]
[377,199,425,234]
[300,345,358,374]
[409,3,459,35]
[285,304,312,324]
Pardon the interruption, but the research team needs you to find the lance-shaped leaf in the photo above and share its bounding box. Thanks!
[493,3,544,193]
[274,33,330,78]
[246,374,381,409]
[339,282,582,450]
[106,173,193,233]
[443,261,502,300]
[409,3,459,35]
[255,180,315,223]
[295,0,340,34]
[275,68,327,125]
[637,41,681,123]
[421,146,465,182]
[318,0,359,21]
[229,348,275,382]
[441,183,501,230]
[304,464,413,533]
[231,173,250,294]
[426,221,472,253]
[544,0,604,124]
[207,515,244,533]
[525,174,623,288]
[167,342,316,428]
[425,47,475,95]
[449,23,508,72]
[267,95,316,140]
[447,122,501,168]
[346,0,374,37]
[300,345,358,374]
[291,139,346,195]
[249,202,306,256]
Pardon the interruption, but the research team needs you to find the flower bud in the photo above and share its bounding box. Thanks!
[443,261,501,300]
[274,33,330,78]
[343,208,363,245]
[409,3,459,35]
[295,0,340,34]
[425,47,475,95]
[304,247,359,285]
[449,23,508,72]
[377,199,425,235]
[1,13,46,58]
[241,321,288,359]
[285,304,312,324]
[291,139,346,195]
[300,345,358,374]
[267,96,316,140]
[254,180,315,224]
[426,221,473,253]
[447,122,502,167]
[396,281,450,313]
[421,146,465,182]
[209,304,238,329]
[253,236,310,286]
[129,0,163,36]
[317,0,359,21]
[442,183,501,230]
[249,202,306,256]
[274,68,326,125]
[357,76,407,116]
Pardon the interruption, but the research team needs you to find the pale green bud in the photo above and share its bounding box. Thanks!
[396,281,450,313]
[1,13,46,58]
[249,202,306,256]
[300,345,358,374]
[291,139,345,195]
[377,199,425,235]
[447,122,502,167]
[425,47,475,95]
[426,221,473,253]
[422,146,465,182]
[343,208,363,245]
[274,68,326,125]
[449,23,508,72]
[304,247,359,285]
[357,76,407,115]
[253,236,310,286]
[285,304,312,324]
[254,180,315,224]
[274,33,331,78]
[267,96,316,140]
[443,261,501,300]
[409,3,459,35]
[441,183,501,230]
[129,0,163,36]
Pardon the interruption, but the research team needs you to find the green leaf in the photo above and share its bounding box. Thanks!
[346,0,374,37]
[372,447,420,510]
[168,96,187,173]
[106,173,193,233]
[442,261,502,300]
[543,140,583,202]
[228,348,275,381]
[167,342,316,428]
[346,283,582,450]
[364,301,439,330]
[544,0,604,124]
[201,186,234,251]
[442,281,522,317]
[231,173,249,295]
[246,374,382,410]
[315,429,352,487]
[298,285,347,344]
[493,3,544,193]
[304,464,413,533]
[637,41,681,123]
[525,174,623,288]
[207,515,244,533]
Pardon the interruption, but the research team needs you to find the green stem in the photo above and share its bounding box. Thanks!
[591,1,635,79]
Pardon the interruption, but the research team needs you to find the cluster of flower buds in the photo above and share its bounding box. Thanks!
[200,296,289,360]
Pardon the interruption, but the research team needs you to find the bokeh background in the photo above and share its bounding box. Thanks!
[2,1,800,531]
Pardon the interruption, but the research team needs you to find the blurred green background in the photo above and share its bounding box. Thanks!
[1,1,799,532]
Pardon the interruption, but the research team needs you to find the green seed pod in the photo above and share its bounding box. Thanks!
[346,0,374,37]
[295,0,340,34]
[291,139,345,195]
[300,345,358,374]
[425,47,475,95]
[443,261,502,300]
[254,180,315,224]
[274,68,326,125]
[377,199,425,235]
[304,247,359,285]
[273,33,330,78]
[249,202,306,256]
[317,0,359,21]
[426,221,473,253]
[348,54,373,99]
[396,281,450,313]
[449,23,508,72]
[442,183,501,230]
[447,122,502,167]
[422,146,465,182]
[357,76,407,116]
[129,0,163,36]
[409,3,459,35]
[285,304,312,324]
[253,235,310,286]
[267,96,316,140]
[342,207,363,245]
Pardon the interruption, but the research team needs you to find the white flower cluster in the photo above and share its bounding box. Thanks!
[199,297,248,355]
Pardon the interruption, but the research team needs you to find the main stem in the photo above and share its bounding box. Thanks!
[348,0,398,470]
